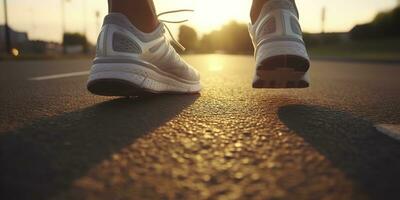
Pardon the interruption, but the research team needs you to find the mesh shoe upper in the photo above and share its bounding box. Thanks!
[248,0,306,57]
[96,13,200,82]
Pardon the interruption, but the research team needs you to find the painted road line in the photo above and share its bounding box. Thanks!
[375,124,400,141]
[29,71,89,81]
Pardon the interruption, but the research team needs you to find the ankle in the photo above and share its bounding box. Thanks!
[110,11,159,33]
[109,0,159,33]
[250,0,269,24]
[250,0,296,24]
[125,15,159,33]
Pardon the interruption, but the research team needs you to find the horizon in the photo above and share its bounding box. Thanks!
[0,0,398,44]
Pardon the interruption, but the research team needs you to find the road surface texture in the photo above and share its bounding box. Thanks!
[1,55,400,200]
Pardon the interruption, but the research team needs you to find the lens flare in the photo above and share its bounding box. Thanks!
[11,48,19,57]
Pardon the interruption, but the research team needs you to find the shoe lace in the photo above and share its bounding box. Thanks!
[157,9,194,52]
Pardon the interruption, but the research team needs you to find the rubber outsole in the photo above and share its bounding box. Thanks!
[87,79,153,97]
[87,78,199,97]
[253,54,310,89]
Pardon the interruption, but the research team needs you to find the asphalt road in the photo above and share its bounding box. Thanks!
[1,55,400,200]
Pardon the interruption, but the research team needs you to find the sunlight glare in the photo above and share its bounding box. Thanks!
[190,0,251,34]
[206,55,225,71]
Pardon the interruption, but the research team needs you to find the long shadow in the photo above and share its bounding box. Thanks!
[0,94,199,200]
[278,105,400,200]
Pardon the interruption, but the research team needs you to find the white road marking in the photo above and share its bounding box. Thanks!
[29,71,89,81]
[375,124,400,141]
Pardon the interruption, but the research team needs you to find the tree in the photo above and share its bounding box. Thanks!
[178,25,198,53]
[197,21,253,54]
[177,21,254,54]
[351,6,400,39]
[62,33,88,53]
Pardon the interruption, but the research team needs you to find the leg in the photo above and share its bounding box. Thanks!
[108,0,159,33]
[250,0,296,23]
[250,0,269,24]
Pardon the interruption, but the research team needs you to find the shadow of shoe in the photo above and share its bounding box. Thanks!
[0,94,199,200]
[278,104,400,200]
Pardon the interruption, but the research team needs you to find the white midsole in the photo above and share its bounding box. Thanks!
[88,63,201,93]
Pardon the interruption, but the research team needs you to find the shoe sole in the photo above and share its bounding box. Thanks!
[253,41,310,89]
[87,62,201,97]
[253,55,310,88]
[88,79,153,96]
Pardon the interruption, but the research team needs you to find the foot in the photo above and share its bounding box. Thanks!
[87,13,201,96]
[249,0,310,88]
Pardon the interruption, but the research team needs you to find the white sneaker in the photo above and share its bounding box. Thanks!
[87,13,201,96]
[249,0,310,88]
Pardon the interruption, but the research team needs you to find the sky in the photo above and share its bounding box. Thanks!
[0,0,398,44]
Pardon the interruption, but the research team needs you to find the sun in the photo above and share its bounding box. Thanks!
[190,0,251,34]
[154,0,251,36]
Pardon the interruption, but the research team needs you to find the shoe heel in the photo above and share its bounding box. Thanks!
[87,63,149,96]
[253,41,310,88]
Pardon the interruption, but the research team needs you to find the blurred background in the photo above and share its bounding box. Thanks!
[0,0,400,61]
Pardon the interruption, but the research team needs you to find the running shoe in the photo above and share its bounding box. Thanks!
[249,0,310,88]
[87,13,201,96]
